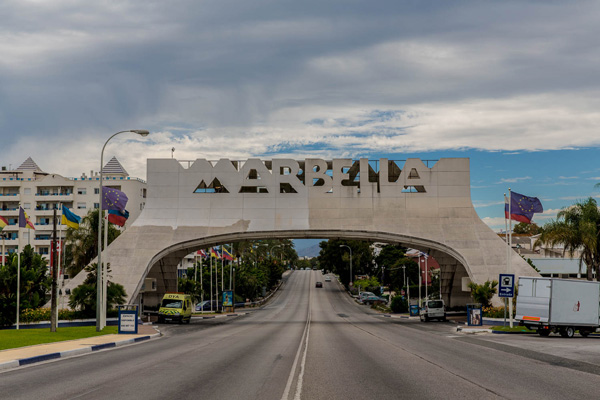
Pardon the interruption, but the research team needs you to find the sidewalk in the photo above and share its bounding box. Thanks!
[0,324,160,372]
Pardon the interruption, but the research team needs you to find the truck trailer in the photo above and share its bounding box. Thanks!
[516,277,600,338]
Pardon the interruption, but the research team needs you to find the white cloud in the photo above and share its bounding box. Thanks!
[497,176,532,184]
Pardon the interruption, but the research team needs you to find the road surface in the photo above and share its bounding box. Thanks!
[2,270,600,399]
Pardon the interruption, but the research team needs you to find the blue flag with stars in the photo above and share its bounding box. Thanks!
[102,186,128,211]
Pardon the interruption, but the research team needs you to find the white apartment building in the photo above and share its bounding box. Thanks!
[0,156,146,264]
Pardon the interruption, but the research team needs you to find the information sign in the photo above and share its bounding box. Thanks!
[499,274,515,298]
[118,306,138,334]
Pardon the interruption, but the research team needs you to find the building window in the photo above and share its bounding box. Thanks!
[23,202,31,209]
[93,202,99,209]
[77,202,86,209]
[77,188,87,195]
[38,247,49,255]
[94,188,99,194]
[23,188,31,195]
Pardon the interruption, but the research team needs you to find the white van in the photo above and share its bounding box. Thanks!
[420,299,446,322]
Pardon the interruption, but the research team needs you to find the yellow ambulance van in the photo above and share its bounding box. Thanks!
[158,292,192,324]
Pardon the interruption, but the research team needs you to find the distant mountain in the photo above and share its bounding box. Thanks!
[296,243,322,258]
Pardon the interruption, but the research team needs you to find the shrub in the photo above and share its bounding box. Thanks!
[390,295,408,313]
[483,306,514,318]
[467,280,498,308]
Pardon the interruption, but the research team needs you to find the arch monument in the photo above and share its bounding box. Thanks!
[62,157,538,308]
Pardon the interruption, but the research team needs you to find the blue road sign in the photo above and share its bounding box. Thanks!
[499,274,515,298]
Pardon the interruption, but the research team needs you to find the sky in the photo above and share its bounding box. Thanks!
[2,1,600,235]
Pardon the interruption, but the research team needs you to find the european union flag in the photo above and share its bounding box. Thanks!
[102,187,128,211]
[505,191,543,224]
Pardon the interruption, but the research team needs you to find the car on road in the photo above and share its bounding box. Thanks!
[316,281,323,288]
[158,293,192,324]
[325,276,332,282]
[420,299,446,322]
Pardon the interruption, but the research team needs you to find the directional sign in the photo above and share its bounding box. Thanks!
[499,274,515,298]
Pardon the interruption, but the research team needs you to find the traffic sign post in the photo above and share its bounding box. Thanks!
[499,274,515,298]
[499,274,515,328]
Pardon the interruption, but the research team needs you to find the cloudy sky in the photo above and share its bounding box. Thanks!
[2,0,600,231]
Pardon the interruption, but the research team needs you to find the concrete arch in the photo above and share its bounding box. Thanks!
[61,157,539,309]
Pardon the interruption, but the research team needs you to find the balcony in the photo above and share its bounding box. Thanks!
[0,193,20,200]
[0,208,20,217]
[35,193,73,201]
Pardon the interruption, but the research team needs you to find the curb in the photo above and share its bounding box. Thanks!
[0,332,160,372]
[382,314,411,319]
[193,312,251,320]
[457,327,493,334]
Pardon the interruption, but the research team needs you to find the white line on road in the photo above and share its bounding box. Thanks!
[294,308,311,400]
[281,273,312,400]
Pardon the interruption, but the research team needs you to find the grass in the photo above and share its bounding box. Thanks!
[0,326,118,351]
[491,325,536,333]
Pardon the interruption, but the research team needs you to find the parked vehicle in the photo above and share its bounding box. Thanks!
[516,277,600,338]
[158,292,192,324]
[420,299,446,322]
[362,295,385,305]
[358,291,376,302]
[195,300,222,311]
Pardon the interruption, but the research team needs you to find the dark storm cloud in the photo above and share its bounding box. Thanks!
[1,0,600,177]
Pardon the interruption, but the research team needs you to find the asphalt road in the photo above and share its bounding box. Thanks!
[2,270,600,399]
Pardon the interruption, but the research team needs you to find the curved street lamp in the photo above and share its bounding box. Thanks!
[339,245,353,287]
[97,130,149,331]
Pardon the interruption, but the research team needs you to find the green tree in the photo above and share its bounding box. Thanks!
[0,245,51,326]
[318,240,374,287]
[513,222,542,235]
[63,209,122,278]
[374,245,419,291]
[68,263,126,316]
[467,280,498,308]
[535,197,600,280]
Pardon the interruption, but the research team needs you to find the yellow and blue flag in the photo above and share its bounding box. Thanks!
[62,205,81,229]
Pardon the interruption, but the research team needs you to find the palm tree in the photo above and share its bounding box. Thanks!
[64,209,122,278]
[536,197,600,280]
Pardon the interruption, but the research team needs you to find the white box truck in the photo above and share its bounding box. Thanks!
[516,277,600,338]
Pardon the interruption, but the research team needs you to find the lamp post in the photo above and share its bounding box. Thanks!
[339,245,353,287]
[97,130,149,332]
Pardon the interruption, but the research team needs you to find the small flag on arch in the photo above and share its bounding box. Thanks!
[222,246,234,261]
[197,249,208,258]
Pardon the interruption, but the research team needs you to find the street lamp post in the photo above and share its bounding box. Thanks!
[339,245,353,288]
[96,130,149,332]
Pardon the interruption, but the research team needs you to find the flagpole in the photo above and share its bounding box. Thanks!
[221,245,224,293]
[504,193,509,327]
[210,252,213,312]
[56,204,63,324]
[229,244,233,291]
[102,211,109,329]
[508,188,514,328]
[16,234,20,330]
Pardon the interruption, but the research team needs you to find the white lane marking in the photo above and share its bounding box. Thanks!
[294,308,311,400]
[281,273,312,400]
